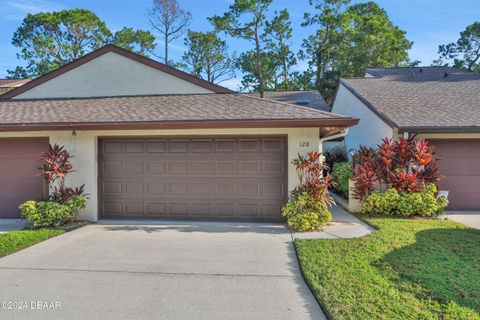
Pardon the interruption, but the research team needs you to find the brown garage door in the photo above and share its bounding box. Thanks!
[99,137,288,220]
[430,139,480,211]
[0,138,48,218]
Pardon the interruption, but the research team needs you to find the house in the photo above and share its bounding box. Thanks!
[331,66,480,211]
[0,44,358,221]
[0,78,31,94]
[247,90,330,112]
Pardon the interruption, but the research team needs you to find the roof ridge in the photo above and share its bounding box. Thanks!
[0,44,232,99]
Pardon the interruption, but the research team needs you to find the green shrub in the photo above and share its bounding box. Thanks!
[282,193,332,232]
[331,161,352,198]
[362,184,448,217]
[19,196,87,228]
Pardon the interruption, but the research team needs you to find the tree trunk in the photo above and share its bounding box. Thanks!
[165,36,169,65]
[254,24,264,98]
[315,51,322,89]
[283,58,288,90]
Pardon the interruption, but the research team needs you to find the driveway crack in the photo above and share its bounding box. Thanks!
[0,266,299,279]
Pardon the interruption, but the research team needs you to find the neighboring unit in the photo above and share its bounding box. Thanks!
[332,67,480,210]
[247,90,330,112]
[0,45,358,220]
[0,78,31,95]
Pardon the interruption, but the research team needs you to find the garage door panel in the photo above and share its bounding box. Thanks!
[215,161,235,174]
[103,141,123,153]
[263,138,284,152]
[147,203,167,215]
[126,202,144,215]
[103,161,122,177]
[433,140,480,157]
[430,139,480,210]
[146,182,166,194]
[0,159,41,177]
[436,158,480,175]
[169,161,189,174]
[0,138,47,218]
[191,203,212,216]
[169,141,188,153]
[438,175,479,193]
[191,140,212,153]
[215,139,235,152]
[146,141,166,153]
[100,137,287,220]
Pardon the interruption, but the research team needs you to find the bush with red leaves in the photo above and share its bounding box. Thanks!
[291,151,334,206]
[352,137,443,201]
[39,143,86,203]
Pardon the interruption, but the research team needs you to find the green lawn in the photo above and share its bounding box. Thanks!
[0,229,64,258]
[295,218,480,320]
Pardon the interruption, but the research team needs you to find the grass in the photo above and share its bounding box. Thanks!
[295,217,480,320]
[0,228,64,258]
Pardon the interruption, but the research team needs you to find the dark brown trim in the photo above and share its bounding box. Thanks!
[0,44,232,99]
[339,79,398,129]
[399,126,480,133]
[0,118,359,132]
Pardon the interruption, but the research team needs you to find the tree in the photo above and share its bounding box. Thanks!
[436,22,480,72]
[300,0,348,99]
[10,9,111,77]
[300,0,412,102]
[237,50,278,91]
[289,70,315,91]
[6,66,30,79]
[113,27,156,56]
[210,0,273,97]
[264,9,296,90]
[148,0,192,65]
[181,30,235,84]
[336,2,412,77]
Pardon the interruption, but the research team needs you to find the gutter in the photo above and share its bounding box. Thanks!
[399,126,480,133]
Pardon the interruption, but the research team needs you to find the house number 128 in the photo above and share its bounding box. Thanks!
[299,141,310,147]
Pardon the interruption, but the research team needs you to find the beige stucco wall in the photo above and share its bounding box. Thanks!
[331,84,393,152]
[14,52,213,99]
[0,128,320,221]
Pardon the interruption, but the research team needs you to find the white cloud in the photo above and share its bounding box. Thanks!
[0,0,64,21]
[3,0,63,13]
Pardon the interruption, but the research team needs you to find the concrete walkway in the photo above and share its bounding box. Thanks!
[292,204,375,239]
[444,212,480,229]
[0,219,29,233]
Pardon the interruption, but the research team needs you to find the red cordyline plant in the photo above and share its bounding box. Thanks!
[39,143,85,203]
[291,151,334,206]
[352,137,442,200]
[352,163,377,201]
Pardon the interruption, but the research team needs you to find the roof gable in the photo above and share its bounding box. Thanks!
[1,45,231,99]
[339,68,480,132]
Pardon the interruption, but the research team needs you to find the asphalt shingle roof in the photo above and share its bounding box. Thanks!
[247,90,330,111]
[0,93,354,129]
[341,67,480,131]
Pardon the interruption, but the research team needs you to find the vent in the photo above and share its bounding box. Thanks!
[296,99,309,105]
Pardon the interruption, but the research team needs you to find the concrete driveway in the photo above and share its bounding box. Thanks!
[0,220,325,320]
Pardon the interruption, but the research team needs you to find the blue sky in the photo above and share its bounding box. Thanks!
[0,0,479,89]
